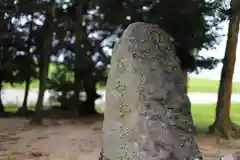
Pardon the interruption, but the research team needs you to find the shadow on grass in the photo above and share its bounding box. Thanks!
[2,104,103,121]
[95,103,240,134]
[2,103,240,134]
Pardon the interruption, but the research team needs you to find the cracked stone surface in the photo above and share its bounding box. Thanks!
[102,22,202,160]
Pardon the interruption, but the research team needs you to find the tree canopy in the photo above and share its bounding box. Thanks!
[0,0,225,120]
[96,0,223,71]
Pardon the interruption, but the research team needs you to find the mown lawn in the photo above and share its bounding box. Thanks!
[188,78,240,93]
[4,103,240,132]
[3,78,240,93]
[191,103,240,127]
[4,104,36,113]
[95,103,240,128]
[3,81,105,89]
[3,80,39,89]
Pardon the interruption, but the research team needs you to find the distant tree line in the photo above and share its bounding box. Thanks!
[0,0,239,138]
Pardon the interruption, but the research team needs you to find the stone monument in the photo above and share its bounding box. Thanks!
[221,152,240,160]
[101,22,203,160]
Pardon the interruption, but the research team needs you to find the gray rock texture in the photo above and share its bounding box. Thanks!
[102,22,203,160]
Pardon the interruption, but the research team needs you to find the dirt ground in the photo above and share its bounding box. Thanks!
[0,117,239,160]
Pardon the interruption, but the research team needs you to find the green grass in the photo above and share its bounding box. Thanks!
[3,81,104,90]
[188,78,240,93]
[95,103,240,127]
[191,103,240,127]
[3,78,240,93]
[4,103,35,112]
[3,62,240,93]
[3,80,39,89]
[4,103,240,131]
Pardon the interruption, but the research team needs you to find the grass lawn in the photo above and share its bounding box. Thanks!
[191,103,240,127]
[4,104,36,113]
[188,78,240,93]
[3,80,39,89]
[4,103,240,133]
[95,103,240,128]
[3,78,240,93]
[3,81,104,90]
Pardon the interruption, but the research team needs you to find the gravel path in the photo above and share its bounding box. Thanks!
[1,89,240,107]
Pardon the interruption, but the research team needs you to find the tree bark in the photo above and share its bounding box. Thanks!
[82,68,98,115]
[209,6,240,138]
[183,69,188,92]
[30,1,55,124]
[18,13,34,115]
[73,69,82,107]
[31,71,46,124]
[73,2,90,116]
[18,76,30,114]
[0,81,5,116]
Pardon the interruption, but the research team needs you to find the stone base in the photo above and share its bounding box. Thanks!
[220,152,240,160]
[98,150,110,160]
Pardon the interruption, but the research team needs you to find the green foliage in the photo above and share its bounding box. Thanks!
[0,0,227,116]
[0,0,224,87]
[3,81,39,88]
[47,64,77,106]
[95,0,223,72]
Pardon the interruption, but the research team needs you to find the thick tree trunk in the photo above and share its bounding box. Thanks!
[30,1,55,124]
[209,11,240,138]
[183,69,188,92]
[73,2,90,116]
[73,70,82,116]
[30,43,50,124]
[31,78,46,124]
[18,76,30,114]
[73,70,81,105]
[82,69,98,115]
[19,13,33,115]
[0,81,5,116]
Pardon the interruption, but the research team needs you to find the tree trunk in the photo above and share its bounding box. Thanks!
[18,12,33,115]
[30,1,55,124]
[31,76,46,124]
[81,69,98,115]
[73,2,89,116]
[209,9,240,138]
[30,38,51,124]
[73,70,81,107]
[18,76,30,114]
[0,81,5,116]
[183,69,188,92]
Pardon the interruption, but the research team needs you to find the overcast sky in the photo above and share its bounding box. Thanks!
[102,20,240,82]
[19,1,239,82]
[190,21,240,82]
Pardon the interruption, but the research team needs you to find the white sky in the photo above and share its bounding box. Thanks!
[190,21,240,82]
[102,20,240,82]
[53,18,240,82]
[19,0,239,82]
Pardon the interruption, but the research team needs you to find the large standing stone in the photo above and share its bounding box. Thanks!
[102,22,202,160]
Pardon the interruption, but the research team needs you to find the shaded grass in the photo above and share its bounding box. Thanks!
[3,81,104,90]
[95,103,240,128]
[191,103,240,128]
[3,62,239,93]
[2,63,106,90]
[4,103,35,113]
[3,78,240,93]
[3,80,39,89]
[4,103,240,129]
[188,78,240,93]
